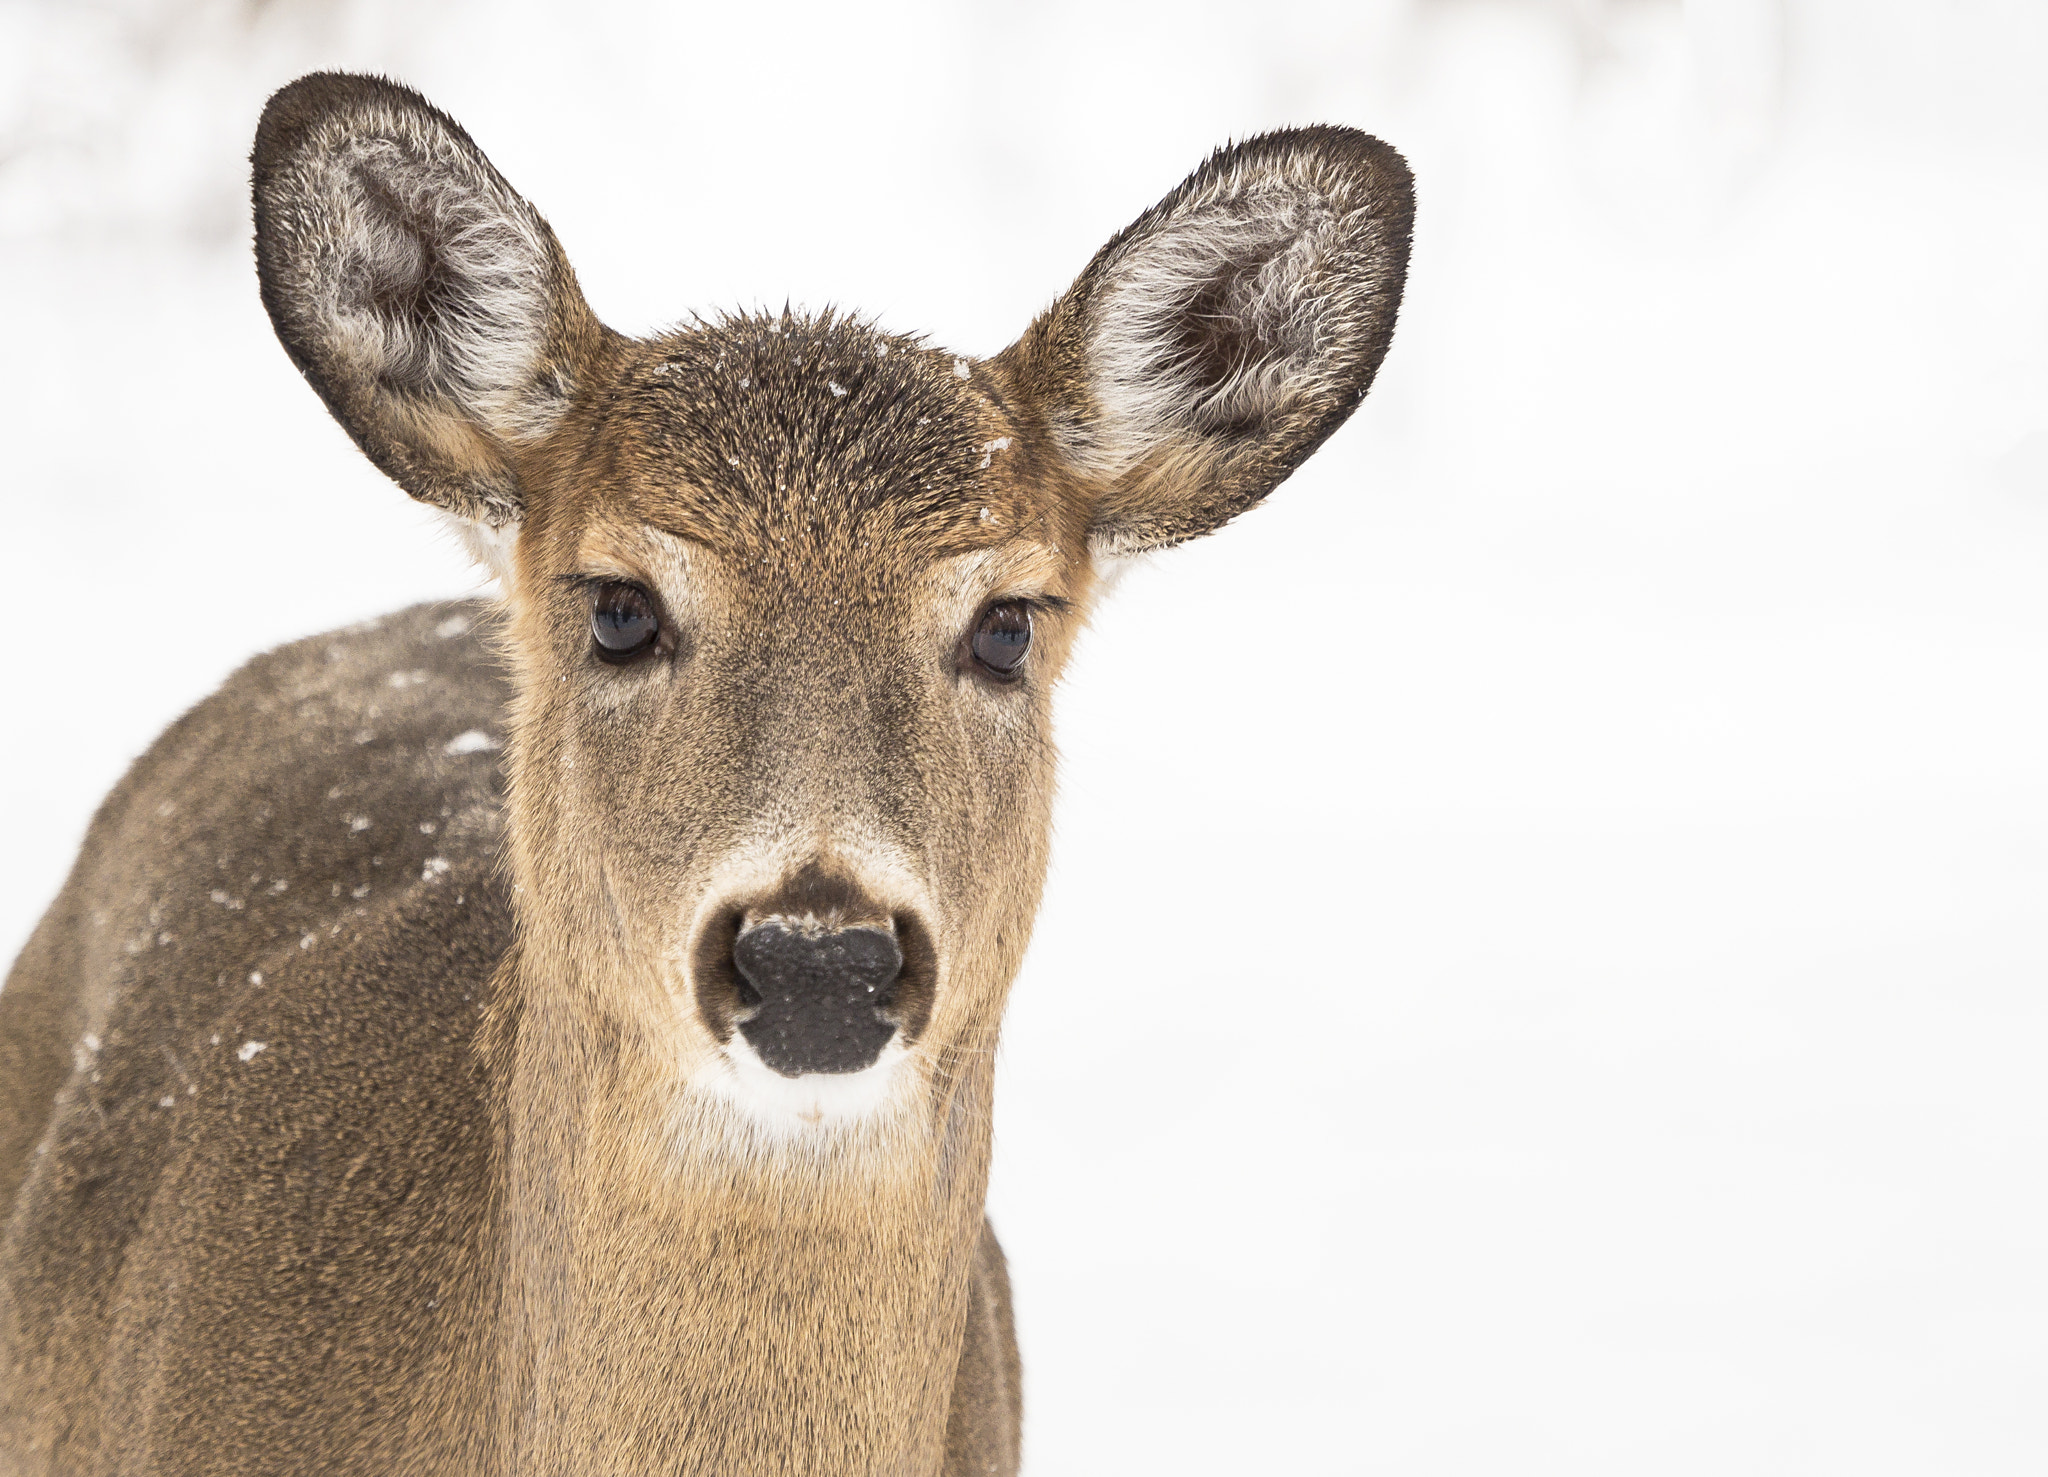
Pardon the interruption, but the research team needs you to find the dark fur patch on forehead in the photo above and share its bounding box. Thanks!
[589,311,1042,558]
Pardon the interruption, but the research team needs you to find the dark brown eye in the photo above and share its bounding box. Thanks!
[591,582,659,664]
[970,601,1032,680]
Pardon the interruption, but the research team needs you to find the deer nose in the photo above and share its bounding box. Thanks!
[731,921,904,1076]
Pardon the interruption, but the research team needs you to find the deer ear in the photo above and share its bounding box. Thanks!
[251,72,604,535]
[996,127,1414,557]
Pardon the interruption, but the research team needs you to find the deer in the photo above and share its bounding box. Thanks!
[0,72,1411,1476]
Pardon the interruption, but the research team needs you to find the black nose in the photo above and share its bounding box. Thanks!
[731,922,904,1076]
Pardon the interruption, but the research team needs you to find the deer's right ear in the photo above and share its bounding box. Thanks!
[252,72,604,548]
[995,127,1414,559]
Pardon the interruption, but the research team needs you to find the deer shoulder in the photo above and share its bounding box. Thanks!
[0,602,514,1470]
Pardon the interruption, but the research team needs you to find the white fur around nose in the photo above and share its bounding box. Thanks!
[705,1030,912,1129]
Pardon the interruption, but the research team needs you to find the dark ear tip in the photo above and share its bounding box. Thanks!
[251,72,467,184]
[1209,124,1416,217]
[1340,131,1417,225]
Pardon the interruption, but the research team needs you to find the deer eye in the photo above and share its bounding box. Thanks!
[591,582,660,664]
[969,601,1032,681]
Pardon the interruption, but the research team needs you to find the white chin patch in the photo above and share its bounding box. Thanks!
[703,1030,912,1128]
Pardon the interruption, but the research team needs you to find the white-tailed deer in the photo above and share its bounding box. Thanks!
[0,73,1411,1475]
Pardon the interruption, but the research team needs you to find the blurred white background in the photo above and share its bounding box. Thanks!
[3,0,2045,1470]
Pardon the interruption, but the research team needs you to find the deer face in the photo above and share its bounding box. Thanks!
[251,74,1411,1132]
[502,318,1082,1123]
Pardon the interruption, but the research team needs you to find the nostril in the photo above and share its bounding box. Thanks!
[690,905,753,1036]
[731,928,764,1009]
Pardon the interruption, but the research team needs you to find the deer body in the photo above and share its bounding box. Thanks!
[0,74,1409,1475]
[0,603,1018,1473]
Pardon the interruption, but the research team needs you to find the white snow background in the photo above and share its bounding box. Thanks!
[3,0,2046,1470]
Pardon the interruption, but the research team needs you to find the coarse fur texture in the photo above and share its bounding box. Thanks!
[0,72,1411,1476]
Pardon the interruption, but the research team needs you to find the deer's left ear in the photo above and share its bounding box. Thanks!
[995,127,1414,557]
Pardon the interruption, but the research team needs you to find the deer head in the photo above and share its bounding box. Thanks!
[251,73,1412,1142]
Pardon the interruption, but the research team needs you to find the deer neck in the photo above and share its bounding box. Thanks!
[488,919,995,1477]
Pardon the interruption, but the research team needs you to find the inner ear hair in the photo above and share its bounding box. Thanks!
[252,72,606,528]
[999,126,1415,556]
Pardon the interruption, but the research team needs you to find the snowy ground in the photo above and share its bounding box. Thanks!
[3,1,2046,1471]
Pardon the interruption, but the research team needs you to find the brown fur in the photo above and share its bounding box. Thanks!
[0,73,1411,1475]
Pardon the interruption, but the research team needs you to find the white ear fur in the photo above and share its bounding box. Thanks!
[301,129,569,445]
[1086,547,1146,605]
[254,74,601,527]
[440,511,521,593]
[1072,186,1355,483]
[1006,128,1413,556]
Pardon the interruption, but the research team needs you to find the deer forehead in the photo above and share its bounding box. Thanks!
[525,316,1068,585]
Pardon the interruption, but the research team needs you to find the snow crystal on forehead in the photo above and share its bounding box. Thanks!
[435,613,471,639]
[444,729,500,756]
[237,1041,266,1062]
